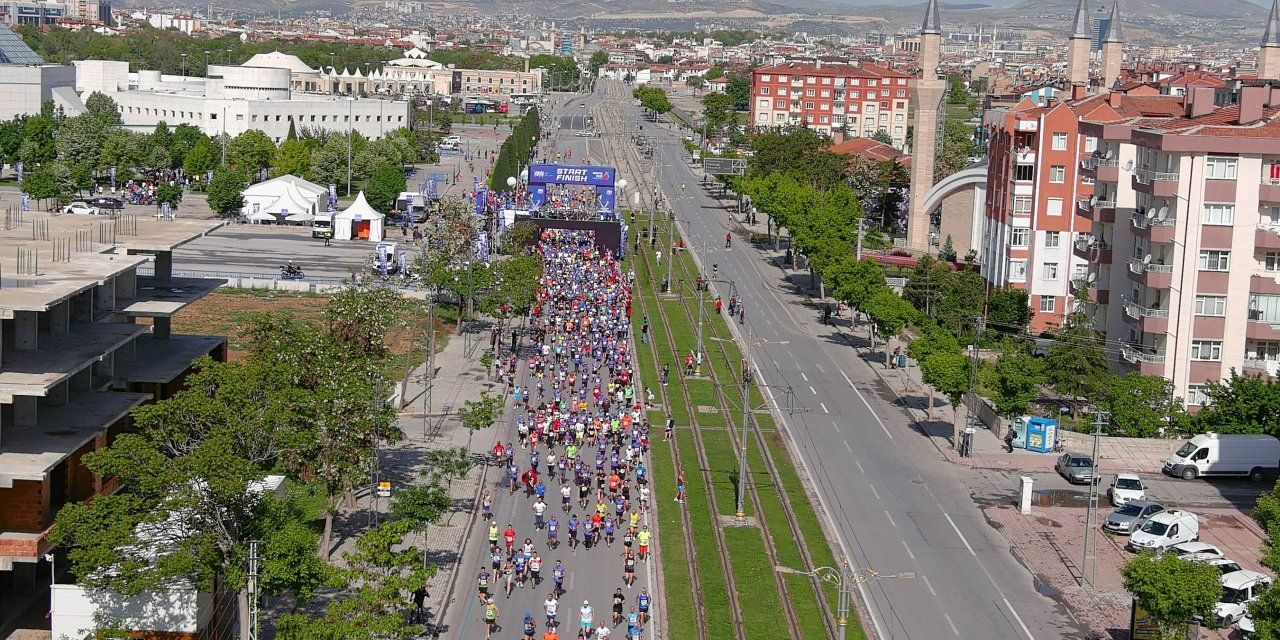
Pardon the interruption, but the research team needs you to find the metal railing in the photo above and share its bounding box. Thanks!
[1121,343,1166,364]
[1081,157,1119,170]
[1127,259,1174,274]
[1131,211,1177,229]
[1123,299,1170,319]
[1135,168,1178,184]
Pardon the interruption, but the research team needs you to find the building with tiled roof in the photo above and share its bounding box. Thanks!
[749,60,913,147]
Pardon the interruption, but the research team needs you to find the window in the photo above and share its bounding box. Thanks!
[1199,250,1230,271]
[895,113,904,121]
[1266,252,1280,271]
[1186,385,1211,406]
[1052,133,1068,151]
[1046,198,1064,216]
[820,89,830,97]
[1085,136,1098,153]
[893,126,904,134]
[1015,164,1035,181]
[1045,231,1061,248]
[761,74,771,81]
[1010,227,1029,247]
[776,100,786,109]
[1009,259,1027,281]
[1043,262,1060,280]
[1201,203,1235,225]
[1013,196,1033,214]
[806,89,815,97]
[805,102,814,109]
[1040,296,1056,313]
[1049,165,1066,183]
[1194,295,1228,316]
[761,87,771,95]
[1189,340,1222,361]
[1205,156,1238,179]
[897,89,906,97]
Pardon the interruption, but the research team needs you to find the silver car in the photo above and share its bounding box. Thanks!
[1056,453,1095,484]
[1103,500,1165,535]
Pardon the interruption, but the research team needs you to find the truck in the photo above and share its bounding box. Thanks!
[1163,432,1280,481]
[311,212,333,239]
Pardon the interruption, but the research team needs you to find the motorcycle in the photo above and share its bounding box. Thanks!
[278,265,306,280]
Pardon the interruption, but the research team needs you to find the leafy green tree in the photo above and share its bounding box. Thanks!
[937,119,979,180]
[992,340,1044,417]
[155,183,183,208]
[1045,305,1109,418]
[20,163,60,208]
[687,75,706,89]
[985,287,1033,342]
[531,54,581,90]
[273,138,312,178]
[168,123,206,170]
[726,75,751,112]
[275,520,431,640]
[258,507,331,602]
[909,322,964,419]
[206,167,247,217]
[1193,372,1280,436]
[589,50,608,77]
[1247,585,1280,640]
[364,164,406,213]
[702,91,736,130]
[846,156,909,230]
[922,351,972,441]
[310,134,349,188]
[1100,372,1188,437]
[182,136,219,176]
[871,130,893,145]
[633,86,673,114]
[864,287,918,354]
[938,235,956,262]
[226,129,276,175]
[747,127,844,190]
[99,129,142,179]
[84,91,122,125]
[903,254,955,319]
[51,356,313,640]
[489,253,543,318]
[1121,552,1222,640]
[55,113,107,174]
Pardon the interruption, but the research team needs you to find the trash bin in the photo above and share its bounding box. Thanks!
[1024,417,1059,454]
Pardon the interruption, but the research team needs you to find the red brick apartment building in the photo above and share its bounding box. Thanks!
[750,61,913,148]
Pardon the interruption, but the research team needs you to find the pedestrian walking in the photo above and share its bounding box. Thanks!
[676,470,686,503]
[1005,426,1016,453]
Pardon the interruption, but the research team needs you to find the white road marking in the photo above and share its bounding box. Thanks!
[943,613,960,636]
[868,483,881,500]
[854,459,865,474]
[820,402,829,414]
[840,369,893,439]
[940,507,977,557]
[1003,598,1037,640]
[815,363,825,373]
[900,539,915,559]
[832,420,841,433]
[921,573,938,596]
[843,439,852,452]
[809,385,817,395]
[884,510,896,527]
[800,371,808,381]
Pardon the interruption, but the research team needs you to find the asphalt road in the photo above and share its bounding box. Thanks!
[443,88,660,640]
[592,80,1085,640]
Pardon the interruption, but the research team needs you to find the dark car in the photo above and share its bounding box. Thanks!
[87,196,124,210]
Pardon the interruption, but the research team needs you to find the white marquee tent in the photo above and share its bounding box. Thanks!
[333,191,384,241]
[240,175,327,224]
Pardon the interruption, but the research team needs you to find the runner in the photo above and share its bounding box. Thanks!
[483,597,500,639]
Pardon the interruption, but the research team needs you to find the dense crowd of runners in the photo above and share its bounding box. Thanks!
[477,229,654,640]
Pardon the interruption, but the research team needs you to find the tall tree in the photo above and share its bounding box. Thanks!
[84,91,122,126]
[992,340,1045,417]
[206,167,247,217]
[365,164,406,213]
[725,75,751,112]
[1121,552,1222,640]
[985,287,1032,341]
[1193,372,1280,436]
[1044,305,1109,418]
[273,138,313,178]
[1100,372,1188,437]
[226,129,277,176]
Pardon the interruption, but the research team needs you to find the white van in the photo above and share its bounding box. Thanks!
[1163,432,1280,482]
[311,212,333,239]
[1127,510,1200,552]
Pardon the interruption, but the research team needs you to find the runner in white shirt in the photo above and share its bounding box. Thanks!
[596,622,612,639]
[579,601,594,633]
[544,594,559,627]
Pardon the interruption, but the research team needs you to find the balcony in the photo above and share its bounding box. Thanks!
[1073,238,1112,263]
[1081,156,1119,182]
[1133,169,1179,197]
[1261,177,1280,203]
[1247,311,1280,340]
[1242,358,1279,377]
[1131,210,1177,243]
[1123,298,1170,333]
[1127,258,1174,288]
[1258,225,1280,251]
[1121,342,1167,375]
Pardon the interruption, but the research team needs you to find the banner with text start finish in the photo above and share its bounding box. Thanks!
[528,164,615,187]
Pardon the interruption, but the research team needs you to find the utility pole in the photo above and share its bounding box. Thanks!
[695,283,706,374]
[423,296,436,438]
[736,359,751,523]
[960,314,984,449]
[1082,410,1107,588]
[855,217,865,262]
[247,540,260,640]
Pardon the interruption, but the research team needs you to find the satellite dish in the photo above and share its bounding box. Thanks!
[1090,195,1098,206]
[1146,207,1156,219]
[1144,254,1153,265]
[1102,149,1114,160]
[1124,159,1134,171]
[1088,272,1097,283]
[1156,207,1168,222]
[1087,235,1097,246]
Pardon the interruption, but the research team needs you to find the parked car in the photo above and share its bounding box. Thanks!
[1164,432,1280,481]
[1170,541,1224,561]
[1103,500,1165,535]
[1108,473,1147,506]
[86,196,124,210]
[1202,557,1244,576]
[1056,453,1095,484]
[1215,570,1273,627]
[61,202,101,215]
[1128,510,1200,552]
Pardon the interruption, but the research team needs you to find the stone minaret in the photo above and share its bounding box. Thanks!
[1100,2,1124,89]
[1067,0,1092,86]
[907,0,947,252]
[1261,0,1280,81]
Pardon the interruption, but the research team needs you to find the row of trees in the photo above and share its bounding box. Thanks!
[489,107,541,191]
[633,85,673,115]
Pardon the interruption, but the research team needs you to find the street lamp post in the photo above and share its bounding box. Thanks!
[204,50,210,74]
[181,53,187,77]
[346,97,355,196]
[735,336,785,522]
[775,563,915,640]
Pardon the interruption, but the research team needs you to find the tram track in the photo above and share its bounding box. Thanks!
[591,80,840,640]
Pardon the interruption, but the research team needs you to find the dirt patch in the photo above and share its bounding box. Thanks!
[172,289,330,359]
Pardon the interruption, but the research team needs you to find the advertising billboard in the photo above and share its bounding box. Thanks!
[528,164,615,187]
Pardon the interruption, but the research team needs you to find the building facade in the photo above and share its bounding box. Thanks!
[749,61,913,148]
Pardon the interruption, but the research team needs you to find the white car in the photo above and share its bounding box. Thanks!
[1108,473,1147,506]
[1216,570,1272,627]
[1128,510,1200,552]
[1169,541,1224,562]
[61,202,100,215]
